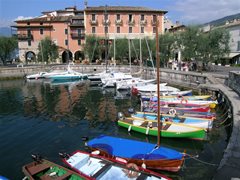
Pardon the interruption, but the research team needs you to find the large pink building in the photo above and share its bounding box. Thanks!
[13,6,167,63]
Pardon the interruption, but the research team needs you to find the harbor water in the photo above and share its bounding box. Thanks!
[0,79,229,179]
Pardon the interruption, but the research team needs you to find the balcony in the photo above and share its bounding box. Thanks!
[102,19,110,26]
[151,20,159,26]
[70,32,85,39]
[70,21,84,27]
[128,20,135,26]
[140,19,147,26]
[17,34,33,40]
[115,19,123,26]
[89,19,98,26]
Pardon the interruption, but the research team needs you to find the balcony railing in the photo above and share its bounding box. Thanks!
[17,34,33,40]
[102,19,110,26]
[128,20,135,26]
[140,19,147,26]
[70,32,85,39]
[115,19,123,26]
[70,21,84,27]
[151,20,159,26]
[89,19,98,26]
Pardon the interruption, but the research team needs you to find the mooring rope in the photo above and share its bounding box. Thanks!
[183,153,219,166]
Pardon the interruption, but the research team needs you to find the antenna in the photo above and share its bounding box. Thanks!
[84,0,88,9]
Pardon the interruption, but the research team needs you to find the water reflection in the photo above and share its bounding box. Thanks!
[0,79,228,180]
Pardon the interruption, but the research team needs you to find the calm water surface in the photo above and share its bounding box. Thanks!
[0,79,229,180]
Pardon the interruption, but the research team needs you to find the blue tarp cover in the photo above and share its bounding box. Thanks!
[87,135,183,160]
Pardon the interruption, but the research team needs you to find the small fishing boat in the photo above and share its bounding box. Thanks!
[134,110,215,121]
[86,135,184,172]
[142,101,211,113]
[141,95,212,101]
[22,154,86,180]
[129,112,214,130]
[118,117,207,140]
[60,150,171,180]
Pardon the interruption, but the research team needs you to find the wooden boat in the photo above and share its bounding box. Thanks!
[142,101,211,113]
[22,154,86,180]
[132,111,215,128]
[141,95,212,101]
[60,150,171,180]
[118,118,206,140]
[86,135,184,172]
[159,99,218,109]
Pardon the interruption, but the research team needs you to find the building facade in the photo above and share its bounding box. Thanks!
[202,19,240,65]
[13,5,167,63]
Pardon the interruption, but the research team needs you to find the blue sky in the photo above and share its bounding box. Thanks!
[0,0,240,27]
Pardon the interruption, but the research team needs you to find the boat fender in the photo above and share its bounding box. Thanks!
[49,172,57,176]
[118,112,125,120]
[169,108,176,115]
[146,126,150,135]
[128,107,135,114]
[125,163,139,178]
[141,162,146,169]
[181,98,188,104]
[128,125,132,132]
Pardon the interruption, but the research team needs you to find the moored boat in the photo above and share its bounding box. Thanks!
[26,72,48,80]
[60,150,171,180]
[118,118,207,140]
[86,135,184,172]
[22,154,86,180]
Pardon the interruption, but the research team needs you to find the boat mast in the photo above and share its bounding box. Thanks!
[104,5,108,71]
[156,16,162,147]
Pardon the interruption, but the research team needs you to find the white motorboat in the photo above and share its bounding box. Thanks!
[101,72,133,88]
[116,78,156,90]
[26,72,48,80]
[132,83,179,96]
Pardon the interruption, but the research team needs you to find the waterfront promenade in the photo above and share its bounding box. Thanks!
[0,64,239,179]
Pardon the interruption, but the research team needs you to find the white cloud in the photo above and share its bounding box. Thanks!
[0,19,14,28]
[173,0,240,24]
[0,16,35,28]
[15,16,34,21]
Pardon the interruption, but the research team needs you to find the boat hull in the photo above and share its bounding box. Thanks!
[118,120,206,140]
[22,158,87,180]
[86,135,184,172]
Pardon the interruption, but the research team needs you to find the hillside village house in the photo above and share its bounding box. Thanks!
[13,5,167,64]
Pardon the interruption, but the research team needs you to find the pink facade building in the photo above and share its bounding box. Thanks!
[13,6,167,63]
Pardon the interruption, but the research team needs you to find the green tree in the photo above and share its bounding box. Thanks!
[0,36,18,65]
[83,35,100,63]
[178,26,201,61]
[159,33,175,67]
[37,37,58,64]
[175,26,230,67]
[207,28,230,64]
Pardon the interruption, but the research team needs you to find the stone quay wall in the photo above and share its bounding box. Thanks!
[228,71,240,96]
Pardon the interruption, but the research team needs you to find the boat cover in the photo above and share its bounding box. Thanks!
[87,135,183,160]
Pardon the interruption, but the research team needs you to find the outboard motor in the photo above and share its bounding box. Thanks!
[81,136,89,147]
[128,107,135,114]
[117,112,125,120]
[59,152,70,159]
[31,154,43,163]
